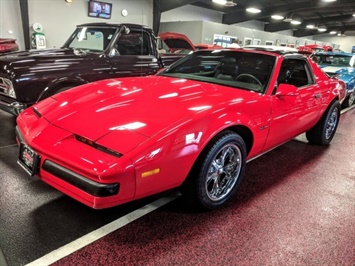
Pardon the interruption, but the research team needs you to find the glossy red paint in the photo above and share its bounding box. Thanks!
[298,44,333,55]
[0,38,19,53]
[16,49,346,209]
[158,32,196,53]
[194,44,223,50]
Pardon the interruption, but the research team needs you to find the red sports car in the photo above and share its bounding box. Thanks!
[0,38,19,53]
[16,48,346,209]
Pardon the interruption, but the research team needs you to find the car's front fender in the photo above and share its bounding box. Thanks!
[37,75,88,102]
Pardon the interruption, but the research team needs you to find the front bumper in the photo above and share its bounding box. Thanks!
[0,94,27,115]
[15,125,130,209]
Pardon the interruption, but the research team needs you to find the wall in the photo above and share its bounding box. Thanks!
[28,0,153,48]
[161,4,223,23]
[161,20,317,48]
[0,0,24,50]
[159,21,204,44]
[160,4,355,50]
[315,33,355,53]
[0,0,153,50]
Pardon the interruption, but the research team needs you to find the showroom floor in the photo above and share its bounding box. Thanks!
[0,107,354,266]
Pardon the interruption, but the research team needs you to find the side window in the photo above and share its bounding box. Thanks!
[277,59,314,88]
[114,31,150,55]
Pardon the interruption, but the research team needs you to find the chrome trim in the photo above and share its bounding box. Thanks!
[0,97,26,115]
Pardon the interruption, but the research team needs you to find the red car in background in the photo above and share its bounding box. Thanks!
[158,32,222,54]
[16,48,345,210]
[298,44,333,55]
[0,38,19,53]
[194,44,223,50]
[158,32,196,54]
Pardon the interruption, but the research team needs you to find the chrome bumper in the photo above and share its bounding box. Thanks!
[0,95,26,115]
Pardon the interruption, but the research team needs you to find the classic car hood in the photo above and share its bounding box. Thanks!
[158,32,195,52]
[0,48,91,69]
[321,66,355,76]
[34,75,254,142]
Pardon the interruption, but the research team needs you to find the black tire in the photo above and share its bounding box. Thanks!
[306,100,341,145]
[341,92,355,108]
[183,131,247,210]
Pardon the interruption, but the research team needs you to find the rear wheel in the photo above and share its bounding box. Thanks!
[306,101,340,145]
[183,131,247,210]
[341,92,355,108]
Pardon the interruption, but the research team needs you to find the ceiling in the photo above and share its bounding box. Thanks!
[155,0,355,37]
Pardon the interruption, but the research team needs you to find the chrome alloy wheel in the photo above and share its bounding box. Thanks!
[205,143,242,201]
[325,107,339,139]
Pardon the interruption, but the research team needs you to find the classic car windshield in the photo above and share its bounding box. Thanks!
[158,50,276,93]
[63,26,118,52]
[314,54,355,67]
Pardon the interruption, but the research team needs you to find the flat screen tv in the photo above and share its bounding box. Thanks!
[88,0,112,19]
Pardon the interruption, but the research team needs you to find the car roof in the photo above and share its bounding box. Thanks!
[194,48,306,60]
[76,22,152,31]
[243,45,298,54]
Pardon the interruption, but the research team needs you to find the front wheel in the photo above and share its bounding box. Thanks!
[185,131,247,210]
[306,100,341,145]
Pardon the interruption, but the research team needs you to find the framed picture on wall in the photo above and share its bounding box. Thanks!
[280,43,287,47]
[287,43,295,48]
[265,40,273,45]
[252,39,261,45]
[244,37,252,46]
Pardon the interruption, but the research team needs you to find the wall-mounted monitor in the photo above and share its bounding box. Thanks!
[88,1,112,19]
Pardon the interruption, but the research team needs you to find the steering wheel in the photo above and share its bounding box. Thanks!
[235,74,262,85]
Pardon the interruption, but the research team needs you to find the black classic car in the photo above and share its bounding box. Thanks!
[0,23,185,115]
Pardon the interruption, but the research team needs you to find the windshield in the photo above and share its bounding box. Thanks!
[158,50,276,93]
[63,26,118,52]
[313,54,354,67]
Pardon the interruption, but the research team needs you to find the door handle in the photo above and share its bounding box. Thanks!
[314,93,321,99]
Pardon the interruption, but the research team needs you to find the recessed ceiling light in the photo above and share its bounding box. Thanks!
[329,31,337,34]
[291,20,301,25]
[353,14,355,17]
[246,7,261,13]
[212,0,236,6]
[318,27,327,32]
[271,15,284,20]
[212,0,227,5]
[306,24,315,29]
[322,0,336,2]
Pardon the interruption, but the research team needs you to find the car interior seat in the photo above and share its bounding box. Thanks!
[214,57,239,80]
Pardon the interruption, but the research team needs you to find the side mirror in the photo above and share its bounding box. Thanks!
[276,83,299,97]
[123,26,130,34]
[108,48,120,57]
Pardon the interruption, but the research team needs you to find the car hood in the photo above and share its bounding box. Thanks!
[321,65,355,78]
[34,75,255,142]
[158,32,195,52]
[0,48,92,71]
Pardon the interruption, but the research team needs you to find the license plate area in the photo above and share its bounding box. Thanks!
[18,144,40,176]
